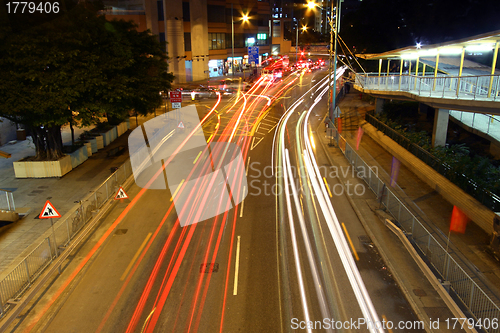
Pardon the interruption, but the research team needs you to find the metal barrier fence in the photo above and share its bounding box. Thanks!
[0,189,15,211]
[355,73,500,102]
[450,111,500,143]
[0,160,133,316]
[365,113,500,211]
[327,123,500,333]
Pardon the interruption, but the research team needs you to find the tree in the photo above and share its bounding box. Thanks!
[0,6,174,160]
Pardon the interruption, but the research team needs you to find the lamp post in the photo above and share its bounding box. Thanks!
[307,0,341,120]
[231,6,249,78]
[296,24,298,63]
[296,25,307,64]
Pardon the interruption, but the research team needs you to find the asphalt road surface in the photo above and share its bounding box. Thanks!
[9,67,424,333]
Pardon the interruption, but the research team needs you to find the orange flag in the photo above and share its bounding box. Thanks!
[450,206,469,233]
[337,118,342,134]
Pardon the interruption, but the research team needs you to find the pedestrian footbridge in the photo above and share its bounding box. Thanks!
[353,30,500,147]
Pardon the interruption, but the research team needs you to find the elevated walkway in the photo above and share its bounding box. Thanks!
[354,72,500,114]
[354,30,500,114]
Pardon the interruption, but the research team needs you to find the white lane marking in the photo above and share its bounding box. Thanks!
[251,137,264,150]
[267,123,279,133]
[239,186,246,217]
[245,156,251,176]
[233,235,241,295]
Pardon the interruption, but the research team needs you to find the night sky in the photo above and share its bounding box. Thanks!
[341,0,500,53]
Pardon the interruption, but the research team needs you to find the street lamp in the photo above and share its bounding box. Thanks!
[231,5,249,78]
[296,25,308,63]
[307,0,341,120]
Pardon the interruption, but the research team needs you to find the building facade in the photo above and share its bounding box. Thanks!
[102,0,273,83]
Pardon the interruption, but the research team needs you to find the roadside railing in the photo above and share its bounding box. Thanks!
[365,113,500,211]
[327,121,500,333]
[0,189,15,212]
[355,73,500,102]
[450,111,500,143]
[0,159,133,316]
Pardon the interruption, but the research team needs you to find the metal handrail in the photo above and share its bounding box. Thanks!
[355,73,500,101]
[365,113,500,211]
[450,111,500,142]
[326,121,500,333]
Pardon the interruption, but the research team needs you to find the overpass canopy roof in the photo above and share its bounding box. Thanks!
[355,29,500,61]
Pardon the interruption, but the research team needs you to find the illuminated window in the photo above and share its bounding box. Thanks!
[208,33,226,50]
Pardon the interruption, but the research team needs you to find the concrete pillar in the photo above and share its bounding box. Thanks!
[164,0,187,83]
[432,108,449,147]
[190,0,209,82]
[144,0,159,35]
[375,98,385,114]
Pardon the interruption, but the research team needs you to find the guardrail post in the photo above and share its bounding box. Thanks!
[472,113,476,128]
[444,254,450,281]
[0,290,4,315]
[495,76,500,101]
[47,237,53,260]
[469,283,474,309]
[105,182,109,201]
[474,76,479,99]
[66,217,71,243]
[24,260,31,285]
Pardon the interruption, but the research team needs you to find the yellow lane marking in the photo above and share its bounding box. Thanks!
[170,179,185,202]
[322,177,333,198]
[207,133,214,142]
[249,110,271,136]
[233,235,242,295]
[341,223,360,261]
[193,151,203,164]
[239,186,246,218]
[120,232,152,281]
[382,315,393,333]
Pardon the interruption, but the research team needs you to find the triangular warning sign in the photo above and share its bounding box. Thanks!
[39,200,62,219]
[114,186,129,200]
[178,121,185,129]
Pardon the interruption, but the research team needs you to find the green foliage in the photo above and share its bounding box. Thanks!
[382,101,419,120]
[0,5,174,160]
[375,112,500,196]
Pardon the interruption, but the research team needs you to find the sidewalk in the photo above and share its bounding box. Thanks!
[0,98,218,280]
[318,91,500,325]
[337,92,500,290]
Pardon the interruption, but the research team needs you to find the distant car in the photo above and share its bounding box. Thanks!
[179,87,216,99]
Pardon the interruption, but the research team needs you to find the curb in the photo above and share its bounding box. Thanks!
[316,115,434,333]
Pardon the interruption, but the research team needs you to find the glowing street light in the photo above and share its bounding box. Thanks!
[231,8,249,77]
[296,25,308,62]
[306,0,341,120]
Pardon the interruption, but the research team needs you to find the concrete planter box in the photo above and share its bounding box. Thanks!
[100,127,118,147]
[117,122,126,137]
[95,135,104,150]
[84,142,93,156]
[13,155,72,178]
[68,145,88,169]
[82,138,98,153]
